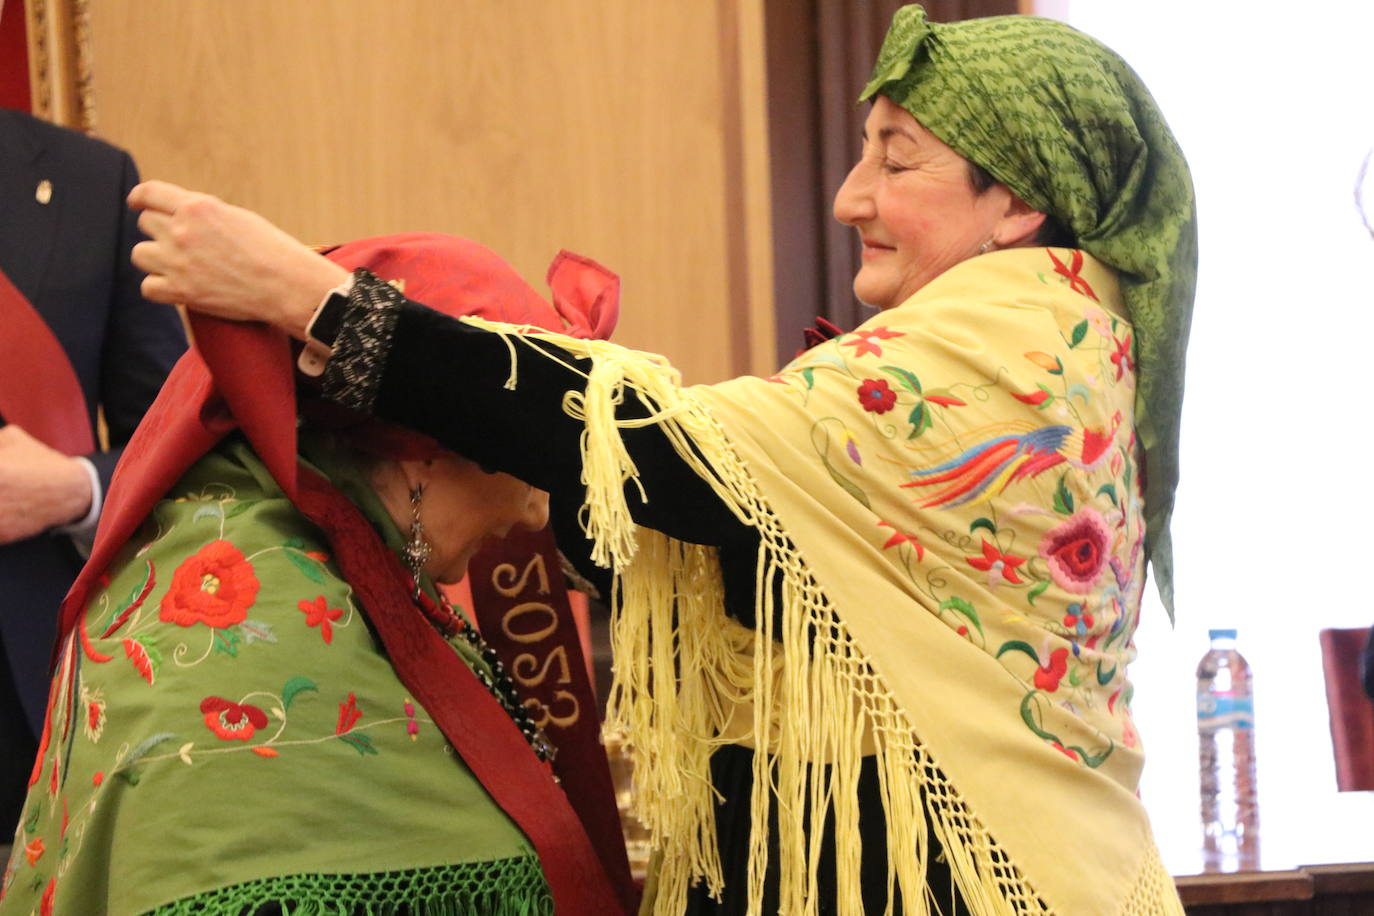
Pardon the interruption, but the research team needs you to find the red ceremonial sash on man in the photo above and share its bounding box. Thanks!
[0,265,94,455]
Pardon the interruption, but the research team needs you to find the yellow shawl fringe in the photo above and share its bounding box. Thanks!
[465,265,1181,915]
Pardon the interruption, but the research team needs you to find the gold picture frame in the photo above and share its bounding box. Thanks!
[24,0,94,131]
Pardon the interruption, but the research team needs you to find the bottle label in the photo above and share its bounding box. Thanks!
[1197,694,1254,731]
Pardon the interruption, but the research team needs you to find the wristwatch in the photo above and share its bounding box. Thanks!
[297,279,352,377]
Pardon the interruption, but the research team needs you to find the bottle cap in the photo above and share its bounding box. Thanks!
[1208,628,1237,640]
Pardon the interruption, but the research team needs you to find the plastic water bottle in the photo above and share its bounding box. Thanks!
[1197,628,1259,870]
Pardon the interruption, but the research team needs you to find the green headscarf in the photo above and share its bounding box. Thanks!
[860,5,1196,618]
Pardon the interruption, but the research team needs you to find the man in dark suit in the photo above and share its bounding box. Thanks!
[0,107,186,838]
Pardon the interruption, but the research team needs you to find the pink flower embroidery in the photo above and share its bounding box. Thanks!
[857,378,897,414]
[1040,507,1112,594]
[840,326,905,358]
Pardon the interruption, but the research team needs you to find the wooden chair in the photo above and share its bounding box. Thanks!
[1318,627,1374,791]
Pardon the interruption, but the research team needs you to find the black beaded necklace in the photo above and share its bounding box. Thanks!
[414,584,558,765]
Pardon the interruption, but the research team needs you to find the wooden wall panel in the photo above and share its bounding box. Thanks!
[81,0,773,384]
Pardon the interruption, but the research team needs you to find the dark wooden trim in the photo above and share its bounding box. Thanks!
[717,0,755,378]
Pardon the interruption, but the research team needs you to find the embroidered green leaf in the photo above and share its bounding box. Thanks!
[1052,474,1074,515]
[212,628,241,658]
[282,676,319,711]
[939,596,983,637]
[116,732,177,784]
[969,517,997,536]
[1068,320,1088,348]
[1018,692,1057,741]
[1096,660,1118,685]
[1070,741,1115,769]
[822,461,872,510]
[338,732,379,756]
[224,500,257,520]
[286,549,326,584]
[800,351,848,371]
[1096,483,1119,506]
[995,640,1040,665]
[23,802,41,834]
[1034,383,1056,409]
[191,504,221,524]
[906,402,933,439]
[284,536,306,550]
[1026,580,1050,606]
[801,367,815,390]
[1066,383,1092,404]
[880,364,923,395]
[1068,667,1082,687]
[239,620,278,645]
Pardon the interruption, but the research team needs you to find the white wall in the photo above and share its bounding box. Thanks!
[1061,0,1374,872]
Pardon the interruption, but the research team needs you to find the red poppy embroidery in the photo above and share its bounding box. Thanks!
[159,540,260,629]
[840,326,905,358]
[200,695,269,742]
[1035,647,1070,691]
[966,539,1026,585]
[857,378,897,414]
[298,595,344,644]
[1040,508,1111,594]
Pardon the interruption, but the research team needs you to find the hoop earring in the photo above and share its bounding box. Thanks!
[402,482,432,597]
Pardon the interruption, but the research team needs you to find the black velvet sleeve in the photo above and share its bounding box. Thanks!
[371,300,748,549]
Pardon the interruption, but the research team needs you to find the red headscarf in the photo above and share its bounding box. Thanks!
[53,234,630,915]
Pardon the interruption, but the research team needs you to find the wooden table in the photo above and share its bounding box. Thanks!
[1159,787,1374,914]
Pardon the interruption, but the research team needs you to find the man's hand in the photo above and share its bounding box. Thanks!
[127,180,349,340]
[0,425,92,544]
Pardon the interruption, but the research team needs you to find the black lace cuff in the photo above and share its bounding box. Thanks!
[320,268,404,414]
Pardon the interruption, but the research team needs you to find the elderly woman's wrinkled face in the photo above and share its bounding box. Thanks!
[375,456,550,584]
[834,96,1016,310]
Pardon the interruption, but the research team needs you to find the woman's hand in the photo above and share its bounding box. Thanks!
[127,180,349,340]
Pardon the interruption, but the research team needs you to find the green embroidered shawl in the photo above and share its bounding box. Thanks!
[0,432,549,916]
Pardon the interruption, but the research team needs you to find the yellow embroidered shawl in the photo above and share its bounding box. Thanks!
[474,247,1183,916]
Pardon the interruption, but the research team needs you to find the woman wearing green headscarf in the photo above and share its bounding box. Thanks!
[126,6,1193,914]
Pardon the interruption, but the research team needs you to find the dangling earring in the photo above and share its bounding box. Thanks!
[402,482,432,597]
[978,238,996,255]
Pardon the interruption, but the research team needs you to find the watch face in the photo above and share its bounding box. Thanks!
[311,292,348,347]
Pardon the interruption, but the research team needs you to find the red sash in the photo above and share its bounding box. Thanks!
[469,528,638,913]
[0,265,94,455]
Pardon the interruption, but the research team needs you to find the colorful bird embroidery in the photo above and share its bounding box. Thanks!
[902,426,1071,507]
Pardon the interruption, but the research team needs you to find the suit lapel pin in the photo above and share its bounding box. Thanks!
[36,179,53,205]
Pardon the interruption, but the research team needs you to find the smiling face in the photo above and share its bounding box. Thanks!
[373,455,550,585]
[833,96,1032,310]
